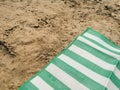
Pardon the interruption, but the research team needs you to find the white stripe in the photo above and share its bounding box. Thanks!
[114,68,120,80]
[107,80,119,90]
[46,63,89,90]
[69,45,116,71]
[77,36,120,60]
[31,76,54,90]
[58,54,108,87]
[83,33,120,52]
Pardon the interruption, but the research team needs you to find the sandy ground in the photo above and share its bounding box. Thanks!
[0,0,120,90]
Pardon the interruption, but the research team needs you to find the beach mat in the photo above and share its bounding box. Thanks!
[19,28,120,90]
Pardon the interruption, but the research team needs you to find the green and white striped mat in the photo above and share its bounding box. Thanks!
[19,28,120,90]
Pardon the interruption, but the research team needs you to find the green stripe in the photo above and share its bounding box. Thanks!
[110,73,120,89]
[19,82,38,90]
[84,28,120,49]
[38,70,70,90]
[74,40,118,65]
[64,49,112,77]
[82,35,120,55]
[52,58,106,90]
[117,61,120,70]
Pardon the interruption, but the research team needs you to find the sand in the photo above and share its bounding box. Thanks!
[0,0,120,90]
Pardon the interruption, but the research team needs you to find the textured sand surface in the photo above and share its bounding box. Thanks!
[0,0,120,90]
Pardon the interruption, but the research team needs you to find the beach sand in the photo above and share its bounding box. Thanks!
[0,0,120,90]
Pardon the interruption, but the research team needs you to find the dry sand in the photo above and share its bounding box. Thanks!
[0,0,120,90]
